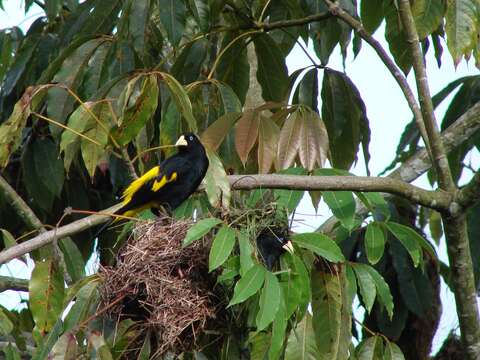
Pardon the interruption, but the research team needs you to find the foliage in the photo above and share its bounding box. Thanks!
[0,0,479,359]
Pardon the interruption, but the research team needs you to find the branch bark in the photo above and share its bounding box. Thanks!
[322,0,431,157]
[0,275,29,292]
[397,1,480,358]
[0,175,44,232]
[457,171,480,211]
[0,175,449,264]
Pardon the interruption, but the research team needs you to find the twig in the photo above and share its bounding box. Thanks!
[122,148,139,180]
[0,276,29,292]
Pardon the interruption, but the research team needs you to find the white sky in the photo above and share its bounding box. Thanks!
[1,3,479,355]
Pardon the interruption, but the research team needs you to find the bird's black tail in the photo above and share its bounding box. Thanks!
[92,218,115,240]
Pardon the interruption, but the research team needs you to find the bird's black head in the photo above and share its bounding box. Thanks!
[175,133,205,154]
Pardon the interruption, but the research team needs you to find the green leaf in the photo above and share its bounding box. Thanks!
[323,191,356,231]
[238,230,255,276]
[204,148,231,208]
[311,266,351,360]
[411,0,445,40]
[216,33,249,104]
[384,1,412,74]
[386,222,425,267]
[256,271,281,331]
[0,90,33,167]
[274,167,307,212]
[183,218,222,247]
[385,341,406,360]
[321,69,371,170]
[268,288,287,360]
[137,335,151,360]
[364,265,394,319]
[1,229,16,248]
[365,222,386,265]
[253,33,289,102]
[113,74,158,145]
[292,233,345,262]
[159,0,186,46]
[360,0,384,34]
[228,264,266,306]
[429,210,443,244]
[58,237,86,283]
[284,313,320,360]
[33,138,65,198]
[356,336,378,359]
[162,72,197,131]
[0,308,13,335]
[352,263,376,313]
[64,280,99,332]
[29,260,65,333]
[3,343,21,360]
[445,0,478,65]
[209,225,236,272]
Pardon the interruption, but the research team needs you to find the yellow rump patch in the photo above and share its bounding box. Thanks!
[152,172,177,192]
[122,166,160,205]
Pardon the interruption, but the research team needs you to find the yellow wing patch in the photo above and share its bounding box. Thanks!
[152,172,177,192]
[122,166,160,204]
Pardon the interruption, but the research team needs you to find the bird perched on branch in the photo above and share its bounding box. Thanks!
[96,133,209,236]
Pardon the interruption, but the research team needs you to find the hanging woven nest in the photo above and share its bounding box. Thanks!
[99,216,221,356]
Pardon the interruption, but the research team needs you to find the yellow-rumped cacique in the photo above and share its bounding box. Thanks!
[96,133,208,236]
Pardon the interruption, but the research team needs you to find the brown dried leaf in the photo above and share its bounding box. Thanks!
[277,109,302,169]
[235,109,259,165]
[299,110,329,171]
[201,112,241,151]
[258,115,280,174]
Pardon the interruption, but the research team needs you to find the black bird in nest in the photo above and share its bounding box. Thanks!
[97,133,209,236]
[256,227,294,270]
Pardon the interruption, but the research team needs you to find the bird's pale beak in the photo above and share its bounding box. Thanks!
[282,241,294,254]
[175,135,188,147]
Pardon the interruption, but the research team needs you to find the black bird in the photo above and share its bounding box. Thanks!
[256,227,293,270]
[97,133,209,235]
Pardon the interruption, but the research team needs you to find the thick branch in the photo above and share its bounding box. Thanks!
[0,276,29,292]
[457,171,480,211]
[0,204,121,265]
[229,175,450,210]
[322,0,431,156]
[0,176,44,231]
[397,0,455,191]
[0,175,448,264]
[257,12,331,31]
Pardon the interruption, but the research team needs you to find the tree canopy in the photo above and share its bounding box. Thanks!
[0,0,480,359]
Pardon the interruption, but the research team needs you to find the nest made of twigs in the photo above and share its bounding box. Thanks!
[100,216,219,357]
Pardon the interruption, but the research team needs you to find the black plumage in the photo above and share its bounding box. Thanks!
[256,227,293,270]
[97,133,208,236]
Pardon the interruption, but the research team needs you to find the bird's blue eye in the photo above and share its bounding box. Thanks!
[189,136,193,141]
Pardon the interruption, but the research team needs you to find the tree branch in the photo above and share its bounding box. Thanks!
[456,170,480,211]
[0,175,449,264]
[397,2,480,357]
[256,12,332,31]
[229,174,450,210]
[0,276,29,292]
[0,175,44,232]
[322,0,431,158]
[397,0,455,191]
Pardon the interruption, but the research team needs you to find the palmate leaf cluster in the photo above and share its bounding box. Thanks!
[0,0,479,359]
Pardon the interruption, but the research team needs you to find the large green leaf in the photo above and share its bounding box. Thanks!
[364,265,394,319]
[162,72,197,132]
[228,264,266,306]
[411,0,445,40]
[253,33,289,102]
[321,69,370,170]
[238,230,255,276]
[352,263,376,313]
[256,271,281,331]
[33,138,65,198]
[384,1,412,75]
[284,313,320,360]
[365,221,386,265]
[58,237,86,283]
[323,191,356,231]
[268,288,287,360]
[0,308,13,335]
[159,0,186,46]
[360,0,384,34]
[311,267,351,360]
[386,222,432,267]
[445,0,479,65]
[112,74,158,145]
[292,233,345,262]
[183,218,222,247]
[209,225,236,272]
[29,260,65,333]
